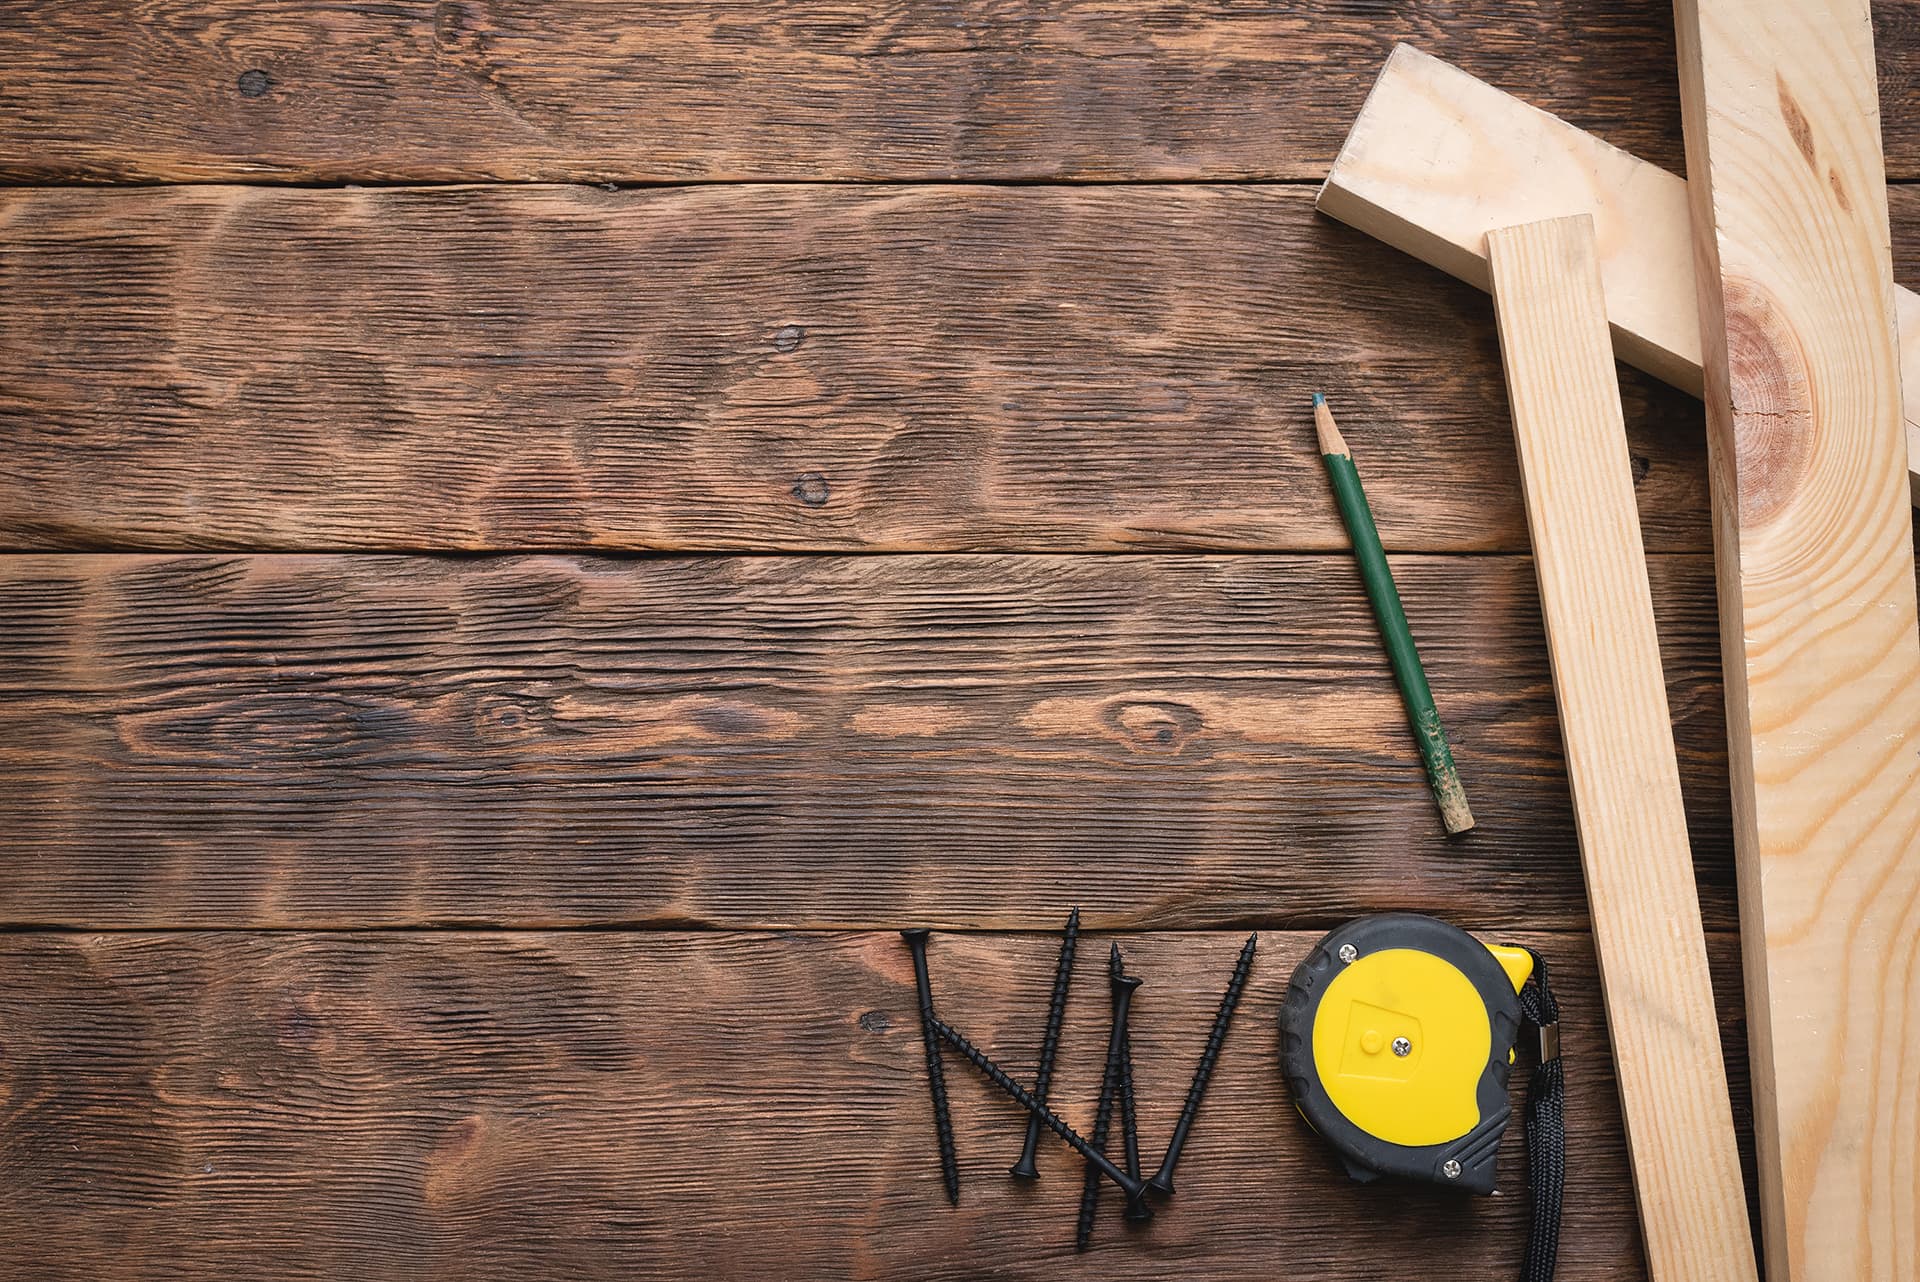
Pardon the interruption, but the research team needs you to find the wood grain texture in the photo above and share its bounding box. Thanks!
[0,552,1741,931]
[1316,45,1920,505]
[1673,4,1920,1277]
[0,183,1730,554]
[1487,215,1754,1282]
[3,0,1900,183]
[0,928,1755,1281]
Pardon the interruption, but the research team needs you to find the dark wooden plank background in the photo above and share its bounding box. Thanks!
[0,552,1739,930]
[0,930,1756,1281]
[4,0,1910,1275]
[0,184,1739,553]
[0,0,1917,182]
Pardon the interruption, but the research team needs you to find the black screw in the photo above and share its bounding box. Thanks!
[1111,946,1149,1224]
[929,1016,1151,1213]
[1011,907,1079,1180]
[901,929,960,1206]
[1145,933,1256,1199]
[1076,948,1142,1252]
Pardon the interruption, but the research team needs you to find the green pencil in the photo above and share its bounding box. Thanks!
[1314,393,1474,835]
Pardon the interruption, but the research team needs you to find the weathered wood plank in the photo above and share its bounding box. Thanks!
[0,183,1729,553]
[1674,3,1920,1276]
[0,552,1737,931]
[0,928,1752,1281]
[0,2,1912,183]
[0,0,1860,183]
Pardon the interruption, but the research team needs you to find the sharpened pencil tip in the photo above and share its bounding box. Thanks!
[1313,395,1350,458]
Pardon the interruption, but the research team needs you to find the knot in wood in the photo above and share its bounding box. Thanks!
[1720,277,1814,528]
[791,472,830,507]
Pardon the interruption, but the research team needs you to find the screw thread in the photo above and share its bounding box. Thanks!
[1112,947,1142,1186]
[1013,908,1079,1178]
[901,931,961,1205]
[1033,908,1079,1098]
[1074,1044,1121,1249]
[1077,955,1140,1252]
[931,1017,1147,1208]
[1148,933,1256,1196]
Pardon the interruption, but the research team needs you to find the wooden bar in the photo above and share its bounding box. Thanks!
[1316,44,1920,506]
[1673,3,1920,1275]
[1486,214,1755,1281]
[0,927,1746,1280]
[0,183,1724,553]
[0,552,1739,931]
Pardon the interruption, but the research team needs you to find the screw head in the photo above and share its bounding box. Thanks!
[1442,1159,1461,1180]
[1337,943,1358,963]
[1392,1036,1412,1057]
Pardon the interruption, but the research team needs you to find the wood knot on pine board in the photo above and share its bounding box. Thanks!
[1828,167,1852,214]
[237,69,271,98]
[1777,73,1817,173]
[772,324,805,353]
[1721,277,1815,528]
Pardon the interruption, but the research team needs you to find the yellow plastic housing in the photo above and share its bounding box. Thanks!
[1309,943,1529,1148]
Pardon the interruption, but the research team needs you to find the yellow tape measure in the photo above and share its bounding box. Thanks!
[1279,913,1533,1194]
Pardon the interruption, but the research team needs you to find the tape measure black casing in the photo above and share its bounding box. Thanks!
[1278,913,1524,1195]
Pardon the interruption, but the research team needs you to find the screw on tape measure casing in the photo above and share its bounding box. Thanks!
[1278,913,1534,1195]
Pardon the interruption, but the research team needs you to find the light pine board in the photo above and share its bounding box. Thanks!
[1316,44,1920,507]
[1673,3,1920,1277]
[1486,214,1756,1282]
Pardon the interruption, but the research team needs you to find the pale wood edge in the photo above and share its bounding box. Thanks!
[1486,214,1758,1282]
[1674,0,1920,1273]
[1318,44,1920,508]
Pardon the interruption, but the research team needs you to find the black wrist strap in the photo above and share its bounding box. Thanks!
[1516,950,1563,1282]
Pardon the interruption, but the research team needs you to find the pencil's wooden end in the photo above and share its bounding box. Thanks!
[1436,780,1475,836]
[1313,394,1351,458]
